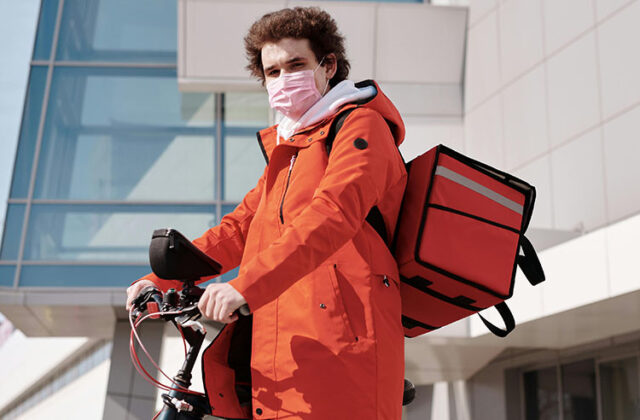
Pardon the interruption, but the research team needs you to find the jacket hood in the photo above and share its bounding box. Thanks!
[351,80,405,147]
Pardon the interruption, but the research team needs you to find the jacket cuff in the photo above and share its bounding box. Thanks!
[228,275,263,314]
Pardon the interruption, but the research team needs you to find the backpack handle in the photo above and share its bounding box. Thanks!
[518,235,545,286]
[478,302,515,338]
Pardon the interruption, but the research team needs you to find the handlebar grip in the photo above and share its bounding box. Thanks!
[238,304,250,316]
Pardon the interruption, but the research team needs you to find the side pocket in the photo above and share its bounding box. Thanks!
[328,264,360,343]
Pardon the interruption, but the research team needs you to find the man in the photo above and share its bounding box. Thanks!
[127,7,407,419]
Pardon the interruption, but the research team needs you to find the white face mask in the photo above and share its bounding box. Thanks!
[266,57,329,120]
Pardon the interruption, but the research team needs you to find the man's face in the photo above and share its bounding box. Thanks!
[261,38,335,94]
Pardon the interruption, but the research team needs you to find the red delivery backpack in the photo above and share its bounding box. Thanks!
[326,109,545,338]
[394,145,545,338]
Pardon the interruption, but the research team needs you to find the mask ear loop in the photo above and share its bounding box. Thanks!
[314,56,331,95]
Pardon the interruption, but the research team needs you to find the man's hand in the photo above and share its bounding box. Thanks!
[126,279,157,311]
[198,283,247,323]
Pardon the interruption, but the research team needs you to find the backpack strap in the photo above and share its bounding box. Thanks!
[325,107,357,155]
[325,107,389,244]
[478,302,515,338]
[477,236,543,338]
[518,235,545,286]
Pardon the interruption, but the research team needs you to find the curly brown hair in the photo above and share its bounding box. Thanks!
[244,7,350,87]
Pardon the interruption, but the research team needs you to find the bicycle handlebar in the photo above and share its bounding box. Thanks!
[131,285,250,323]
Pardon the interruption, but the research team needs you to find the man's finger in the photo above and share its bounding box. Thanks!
[126,286,139,310]
[197,293,208,316]
[206,294,217,320]
[216,300,228,323]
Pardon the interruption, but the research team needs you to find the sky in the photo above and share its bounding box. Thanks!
[0,0,40,240]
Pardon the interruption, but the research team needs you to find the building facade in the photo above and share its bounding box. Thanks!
[0,0,639,419]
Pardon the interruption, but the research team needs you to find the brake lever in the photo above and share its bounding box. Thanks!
[130,286,163,320]
[175,304,202,325]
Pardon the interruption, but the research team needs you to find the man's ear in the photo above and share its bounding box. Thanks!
[326,53,338,80]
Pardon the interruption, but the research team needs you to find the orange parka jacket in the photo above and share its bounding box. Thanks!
[141,80,407,419]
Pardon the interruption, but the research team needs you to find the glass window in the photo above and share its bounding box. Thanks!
[524,366,560,420]
[221,266,239,283]
[223,133,266,202]
[223,93,269,201]
[221,204,239,218]
[19,264,151,287]
[0,266,16,287]
[599,357,640,420]
[561,359,597,420]
[56,0,177,63]
[0,204,26,261]
[32,0,60,60]
[10,66,48,198]
[34,67,216,202]
[224,92,270,127]
[23,204,216,262]
[218,204,242,282]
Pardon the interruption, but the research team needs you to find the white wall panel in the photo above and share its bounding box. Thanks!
[540,230,609,315]
[597,0,640,120]
[550,129,607,232]
[180,0,467,117]
[16,360,110,420]
[185,1,286,79]
[380,83,462,118]
[400,117,465,162]
[468,0,497,27]
[607,213,640,296]
[464,11,501,110]
[288,1,375,81]
[595,0,635,21]
[464,95,504,169]
[602,104,640,222]
[502,65,549,170]
[375,5,467,84]
[546,31,600,146]
[542,0,595,56]
[498,0,544,83]
[0,332,88,411]
[506,270,545,325]
[512,156,553,229]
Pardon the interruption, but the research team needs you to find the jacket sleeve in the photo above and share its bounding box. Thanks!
[229,108,406,312]
[134,166,267,291]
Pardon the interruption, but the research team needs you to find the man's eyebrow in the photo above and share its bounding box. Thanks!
[264,56,307,73]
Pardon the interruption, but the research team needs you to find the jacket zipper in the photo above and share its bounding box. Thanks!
[279,153,297,224]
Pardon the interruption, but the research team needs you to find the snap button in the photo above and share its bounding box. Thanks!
[320,130,325,135]
[307,137,313,142]
[256,408,263,415]
[320,303,327,309]
[354,138,368,150]
[288,137,295,142]
[383,276,390,288]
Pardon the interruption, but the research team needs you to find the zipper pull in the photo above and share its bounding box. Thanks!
[289,154,297,171]
[279,153,298,225]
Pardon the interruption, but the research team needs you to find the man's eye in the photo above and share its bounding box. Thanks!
[269,70,280,77]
